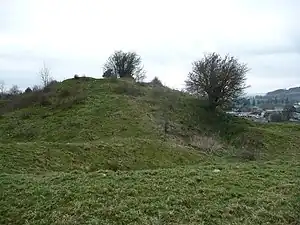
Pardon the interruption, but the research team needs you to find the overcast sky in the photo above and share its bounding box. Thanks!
[1,0,299,94]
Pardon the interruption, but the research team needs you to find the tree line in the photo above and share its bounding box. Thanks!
[102,51,249,111]
[234,96,296,109]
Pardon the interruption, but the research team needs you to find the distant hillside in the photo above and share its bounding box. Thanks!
[266,86,300,101]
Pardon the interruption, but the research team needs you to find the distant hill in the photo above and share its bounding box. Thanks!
[266,86,300,101]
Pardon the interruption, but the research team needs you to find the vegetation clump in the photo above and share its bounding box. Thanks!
[185,52,249,110]
[150,76,164,87]
[102,50,146,82]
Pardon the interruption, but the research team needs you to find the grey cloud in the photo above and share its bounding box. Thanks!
[242,46,300,56]
[0,51,60,64]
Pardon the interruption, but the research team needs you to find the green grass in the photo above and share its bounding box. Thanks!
[0,77,299,224]
[1,162,299,225]
[0,139,207,174]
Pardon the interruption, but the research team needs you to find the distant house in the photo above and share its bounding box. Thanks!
[294,105,300,113]
[292,112,300,120]
[250,106,263,114]
[289,118,300,123]
[274,106,284,112]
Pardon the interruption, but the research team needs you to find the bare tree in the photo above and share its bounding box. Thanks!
[185,52,250,110]
[0,80,5,95]
[9,85,22,95]
[103,50,146,81]
[39,62,53,87]
[134,70,146,82]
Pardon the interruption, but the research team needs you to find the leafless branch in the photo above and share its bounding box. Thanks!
[39,62,53,87]
[0,80,5,94]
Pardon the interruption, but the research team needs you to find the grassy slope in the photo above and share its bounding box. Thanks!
[0,78,299,225]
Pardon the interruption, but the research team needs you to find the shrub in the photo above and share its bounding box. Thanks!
[0,90,52,115]
[39,95,52,106]
[32,85,41,92]
[43,80,58,93]
[48,80,59,86]
[59,89,71,98]
[269,112,284,122]
[74,74,80,79]
[24,87,32,93]
[0,80,87,115]
[150,76,163,87]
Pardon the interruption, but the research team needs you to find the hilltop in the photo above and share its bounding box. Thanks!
[0,77,299,225]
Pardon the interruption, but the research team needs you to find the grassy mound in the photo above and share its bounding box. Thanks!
[0,77,299,224]
[1,78,298,153]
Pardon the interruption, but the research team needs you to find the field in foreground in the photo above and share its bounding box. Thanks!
[0,77,299,225]
[1,161,299,225]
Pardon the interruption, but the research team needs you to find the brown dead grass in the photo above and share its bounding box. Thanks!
[189,135,223,153]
